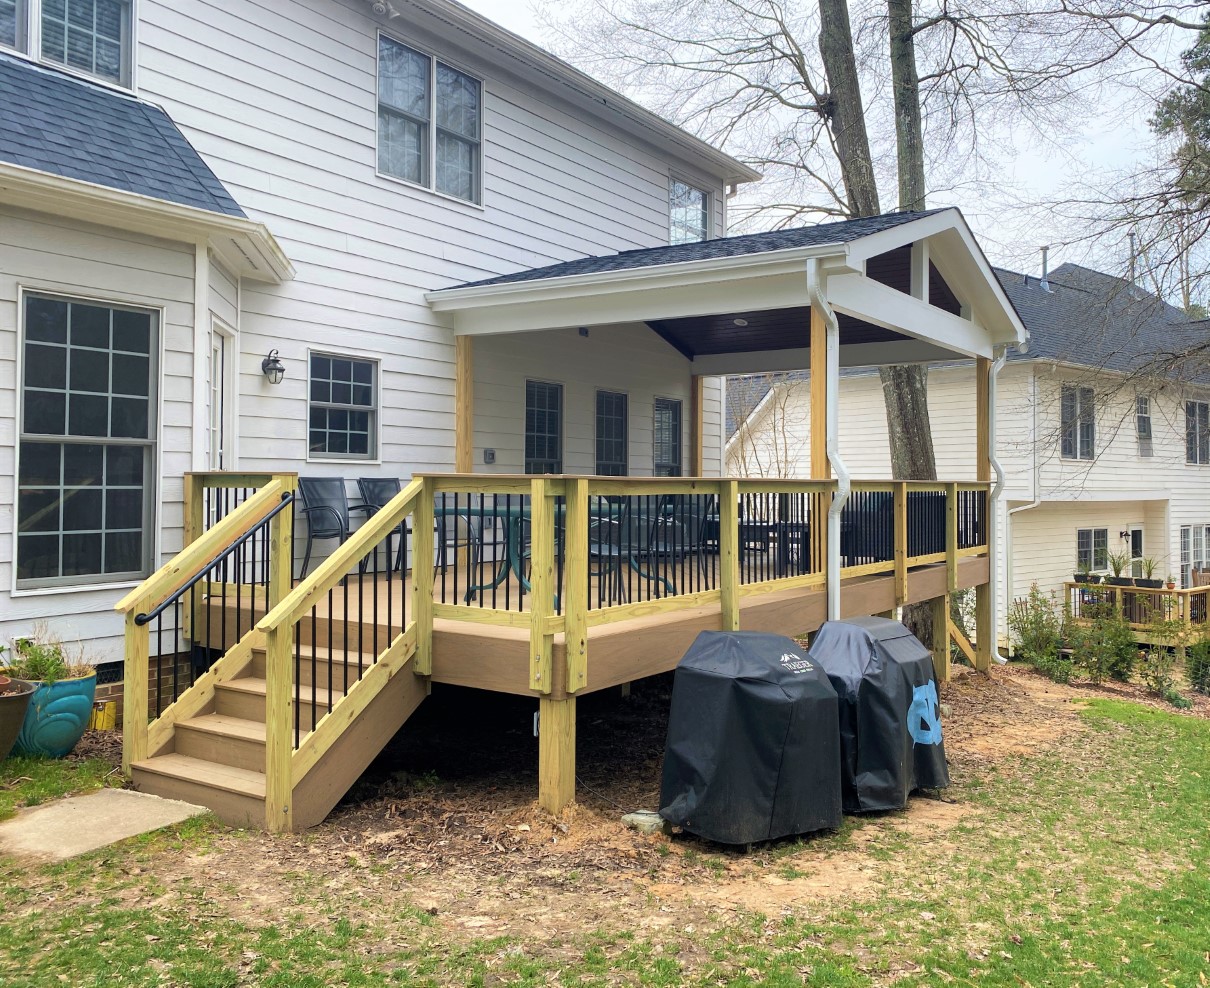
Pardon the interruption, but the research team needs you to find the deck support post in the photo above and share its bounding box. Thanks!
[263,623,294,832]
[455,336,473,473]
[930,594,951,683]
[719,479,740,630]
[122,601,150,777]
[538,696,576,813]
[564,478,589,693]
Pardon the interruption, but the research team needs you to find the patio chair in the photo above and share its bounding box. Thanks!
[434,491,489,597]
[587,499,631,606]
[357,477,407,572]
[297,477,372,580]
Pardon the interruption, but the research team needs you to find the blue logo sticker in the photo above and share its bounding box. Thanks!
[909,681,943,746]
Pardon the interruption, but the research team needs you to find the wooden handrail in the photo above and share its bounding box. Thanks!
[116,479,287,614]
[257,476,425,634]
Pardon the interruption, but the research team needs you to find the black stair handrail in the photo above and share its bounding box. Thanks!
[134,493,296,627]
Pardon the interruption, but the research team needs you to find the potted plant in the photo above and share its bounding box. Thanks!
[2,630,96,759]
[1105,550,1134,587]
[1136,557,1164,590]
[1073,562,1091,584]
[0,654,37,763]
[1167,573,1178,591]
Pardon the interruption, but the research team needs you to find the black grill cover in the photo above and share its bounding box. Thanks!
[659,631,843,845]
[806,616,949,813]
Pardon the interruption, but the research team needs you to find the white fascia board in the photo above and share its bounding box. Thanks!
[0,161,295,284]
[1034,491,1172,503]
[827,272,995,360]
[427,244,845,334]
[404,0,761,186]
[842,208,963,264]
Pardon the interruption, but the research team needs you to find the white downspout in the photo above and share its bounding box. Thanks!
[987,346,1009,663]
[1005,361,1042,655]
[807,259,850,621]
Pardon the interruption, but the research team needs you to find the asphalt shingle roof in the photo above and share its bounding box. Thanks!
[0,52,244,218]
[451,209,948,290]
[725,261,1210,436]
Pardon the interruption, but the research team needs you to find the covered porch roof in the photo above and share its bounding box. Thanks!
[426,208,1027,374]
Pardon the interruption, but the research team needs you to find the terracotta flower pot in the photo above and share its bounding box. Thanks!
[0,677,37,762]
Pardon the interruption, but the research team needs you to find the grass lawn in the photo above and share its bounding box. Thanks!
[1,674,1209,986]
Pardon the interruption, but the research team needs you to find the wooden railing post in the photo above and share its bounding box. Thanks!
[263,623,293,832]
[945,482,959,592]
[122,600,150,776]
[182,476,204,641]
[528,478,555,693]
[931,594,951,683]
[893,481,908,606]
[268,489,294,610]
[412,477,435,677]
[564,478,589,694]
[719,480,740,631]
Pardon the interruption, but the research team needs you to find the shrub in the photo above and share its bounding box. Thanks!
[1187,638,1210,695]
[1139,645,1177,697]
[3,626,90,684]
[1009,584,1061,661]
[1067,606,1138,685]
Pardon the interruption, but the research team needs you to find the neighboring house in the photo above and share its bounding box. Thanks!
[727,261,1210,645]
[0,0,760,663]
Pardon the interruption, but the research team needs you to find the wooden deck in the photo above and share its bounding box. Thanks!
[201,552,990,700]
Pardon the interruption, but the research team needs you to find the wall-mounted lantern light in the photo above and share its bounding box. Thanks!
[261,349,285,385]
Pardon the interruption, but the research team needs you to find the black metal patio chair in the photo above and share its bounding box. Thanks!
[357,477,407,572]
[297,477,372,580]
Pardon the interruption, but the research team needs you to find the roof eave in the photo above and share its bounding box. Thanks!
[403,0,761,186]
[0,161,295,284]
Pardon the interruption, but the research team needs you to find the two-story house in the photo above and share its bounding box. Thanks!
[727,261,1210,647]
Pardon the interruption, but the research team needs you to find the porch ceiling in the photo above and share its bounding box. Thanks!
[425,207,1027,370]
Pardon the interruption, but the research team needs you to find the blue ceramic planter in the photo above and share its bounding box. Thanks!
[14,674,97,759]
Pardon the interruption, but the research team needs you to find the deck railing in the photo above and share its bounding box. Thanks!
[1064,582,1210,634]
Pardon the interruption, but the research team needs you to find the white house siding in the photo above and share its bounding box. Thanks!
[136,0,734,485]
[0,206,197,661]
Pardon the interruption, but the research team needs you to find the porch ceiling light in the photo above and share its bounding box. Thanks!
[261,349,285,386]
[733,318,749,327]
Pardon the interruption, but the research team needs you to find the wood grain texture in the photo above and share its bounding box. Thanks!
[538,697,576,813]
[455,336,474,473]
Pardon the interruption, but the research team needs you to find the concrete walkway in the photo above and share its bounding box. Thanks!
[0,788,208,862]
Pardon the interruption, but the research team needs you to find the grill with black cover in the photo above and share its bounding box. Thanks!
[806,616,949,813]
[659,631,843,845]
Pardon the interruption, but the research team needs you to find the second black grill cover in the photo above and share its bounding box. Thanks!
[659,631,843,845]
[807,616,950,813]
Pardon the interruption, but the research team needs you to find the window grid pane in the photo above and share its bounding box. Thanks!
[378,35,431,185]
[18,294,154,587]
[1060,384,1095,460]
[595,390,628,477]
[41,0,127,83]
[435,62,480,202]
[309,353,378,459]
[653,397,682,477]
[525,380,562,475]
[670,179,708,245]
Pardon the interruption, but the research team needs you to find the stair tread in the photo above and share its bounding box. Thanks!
[177,713,266,743]
[132,753,266,798]
[217,676,340,706]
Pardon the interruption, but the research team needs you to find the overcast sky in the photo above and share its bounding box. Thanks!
[458,0,1169,278]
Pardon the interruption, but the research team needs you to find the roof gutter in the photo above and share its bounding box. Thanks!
[807,257,849,622]
[0,161,295,284]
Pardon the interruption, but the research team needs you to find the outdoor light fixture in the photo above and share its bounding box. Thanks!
[734,318,749,327]
[261,349,285,385]
[1120,531,1132,541]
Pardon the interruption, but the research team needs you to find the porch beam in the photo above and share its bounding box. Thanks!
[455,336,473,473]
[826,272,995,359]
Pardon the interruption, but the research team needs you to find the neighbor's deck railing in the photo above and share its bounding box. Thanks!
[1064,582,1210,634]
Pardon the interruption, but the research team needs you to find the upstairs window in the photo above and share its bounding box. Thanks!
[309,353,378,460]
[653,397,683,477]
[1,0,19,48]
[378,34,482,204]
[1060,384,1095,460]
[1076,528,1108,573]
[1136,395,1153,457]
[525,380,563,474]
[670,179,709,245]
[1187,400,1210,464]
[595,390,628,477]
[42,0,131,86]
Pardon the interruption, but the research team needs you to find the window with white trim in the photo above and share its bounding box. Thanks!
[0,1,132,86]
[378,34,482,204]
[653,397,683,477]
[1060,384,1095,460]
[308,354,378,459]
[17,293,157,588]
[1136,395,1153,457]
[1187,400,1210,464]
[1181,524,1210,586]
[1076,528,1108,573]
[670,179,709,245]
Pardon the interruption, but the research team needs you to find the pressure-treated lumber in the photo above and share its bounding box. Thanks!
[931,595,951,683]
[974,583,993,671]
[528,478,555,693]
[719,479,740,631]
[948,618,976,668]
[690,375,705,477]
[946,482,959,592]
[413,477,435,676]
[976,356,991,484]
[455,336,474,473]
[893,481,908,604]
[263,624,294,832]
[563,478,589,693]
[122,604,150,775]
[538,696,576,813]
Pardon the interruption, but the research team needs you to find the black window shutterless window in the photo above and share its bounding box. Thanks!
[653,397,683,477]
[525,380,562,474]
[595,390,627,476]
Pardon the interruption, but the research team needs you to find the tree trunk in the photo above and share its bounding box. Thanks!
[880,364,937,481]
[818,0,880,217]
[888,0,926,212]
